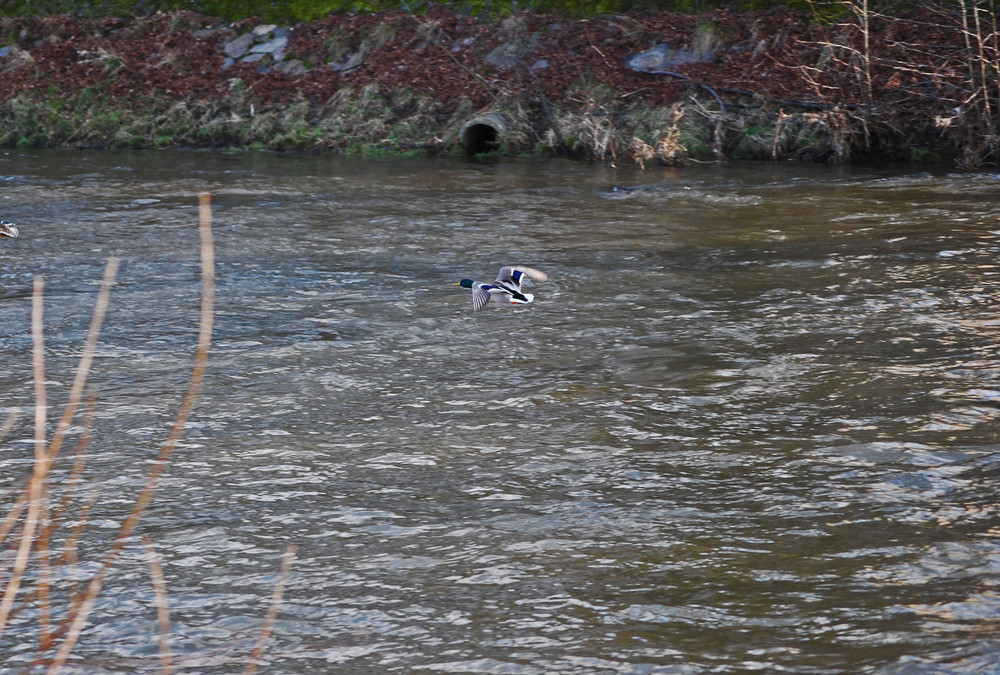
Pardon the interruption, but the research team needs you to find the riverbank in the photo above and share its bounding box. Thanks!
[0,6,993,167]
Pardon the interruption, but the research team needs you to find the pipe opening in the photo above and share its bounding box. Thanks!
[459,113,507,155]
[462,123,500,154]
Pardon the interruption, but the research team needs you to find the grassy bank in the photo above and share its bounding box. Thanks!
[0,4,996,166]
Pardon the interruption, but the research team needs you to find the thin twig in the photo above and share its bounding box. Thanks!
[40,392,98,651]
[141,537,175,675]
[48,258,119,463]
[56,486,98,571]
[47,194,215,672]
[399,10,501,104]
[244,545,297,675]
[37,507,53,650]
[641,69,728,115]
[0,277,51,639]
[0,490,28,550]
[973,2,992,121]
[0,258,117,552]
[524,64,565,153]
[46,391,97,534]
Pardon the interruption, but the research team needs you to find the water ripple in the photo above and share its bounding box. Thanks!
[1,154,999,673]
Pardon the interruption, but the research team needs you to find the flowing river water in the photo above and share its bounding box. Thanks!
[1,151,999,673]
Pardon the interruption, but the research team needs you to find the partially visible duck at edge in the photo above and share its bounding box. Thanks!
[0,221,17,238]
[455,265,548,312]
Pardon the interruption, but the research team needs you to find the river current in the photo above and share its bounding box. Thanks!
[1,151,999,673]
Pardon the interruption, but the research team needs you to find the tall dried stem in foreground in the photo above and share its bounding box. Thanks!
[245,544,298,675]
[0,257,118,639]
[0,278,52,638]
[45,192,216,672]
[0,260,118,553]
[141,536,175,675]
[1,194,295,671]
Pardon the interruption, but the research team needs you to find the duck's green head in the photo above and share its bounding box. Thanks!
[456,279,474,289]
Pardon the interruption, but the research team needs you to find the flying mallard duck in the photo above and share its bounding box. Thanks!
[455,265,548,312]
[0,221,17,238]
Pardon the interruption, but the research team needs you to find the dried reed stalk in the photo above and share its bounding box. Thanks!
[2,194,288,671]
[54,487,97,571]
[46,392,97,541]
[31,277,52,649]
[0,257,118,650]
[0,277,52,638]
[0,494,28,548]
[36,510,53,650]
[0,259,118,551]
[141,536,175,675]
[38,392,98,650]
[50,258,119,462]
[973,2,993,123]
[46,193,215,672]
[991,3,1000,133]
[245,544,297,675]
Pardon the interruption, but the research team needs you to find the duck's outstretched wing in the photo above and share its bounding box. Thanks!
[495,266,547,292]
[0,221,17,238]
[472,283,494,312]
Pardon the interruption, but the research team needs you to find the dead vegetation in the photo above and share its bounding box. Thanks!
[0,195,296,672]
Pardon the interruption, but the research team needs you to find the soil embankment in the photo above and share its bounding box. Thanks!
[0,6,991,166]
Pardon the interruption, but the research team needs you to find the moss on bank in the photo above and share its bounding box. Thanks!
[0,85,876,165]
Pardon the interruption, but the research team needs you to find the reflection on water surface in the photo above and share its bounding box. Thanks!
[1,152,999,673]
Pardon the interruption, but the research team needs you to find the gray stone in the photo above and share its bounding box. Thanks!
[275,59,307,76]
[223,33,255,59]
[452,37,475,53]
[250,36,288,55]
[331,49,365,72]
[0,46,11,58]
[484,33,538,70]
[253,24,277,36]
[627,43,715,73]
